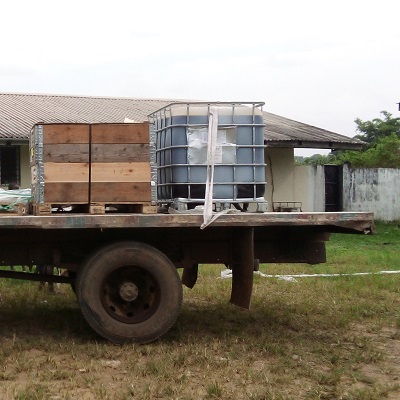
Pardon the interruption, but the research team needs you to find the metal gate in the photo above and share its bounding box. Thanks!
[324,165,342,212]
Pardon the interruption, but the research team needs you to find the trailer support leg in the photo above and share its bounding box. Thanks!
[230,227,254,309]
[181,263,198,289]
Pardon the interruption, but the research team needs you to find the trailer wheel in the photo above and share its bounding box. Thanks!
[76,242,182,344]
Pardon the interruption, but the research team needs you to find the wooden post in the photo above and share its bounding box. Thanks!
[229,227,254,309]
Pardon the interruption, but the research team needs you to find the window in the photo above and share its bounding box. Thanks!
[0,145,20,186]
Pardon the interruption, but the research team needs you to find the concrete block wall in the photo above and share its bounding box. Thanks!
[342,164,400,221]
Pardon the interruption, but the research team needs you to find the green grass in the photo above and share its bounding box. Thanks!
[0,221,400,399]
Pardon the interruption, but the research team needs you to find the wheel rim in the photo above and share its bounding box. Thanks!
[101,265,161,324]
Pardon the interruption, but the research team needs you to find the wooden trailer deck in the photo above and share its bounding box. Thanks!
[0,211,374,232]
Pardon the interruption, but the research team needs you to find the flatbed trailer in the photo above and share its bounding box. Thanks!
[0,211,374,343]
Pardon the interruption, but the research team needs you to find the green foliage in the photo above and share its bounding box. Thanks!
[338,133,400,168]
[354,111,400,147]
[296,153,340,166]
[297,111,400,168]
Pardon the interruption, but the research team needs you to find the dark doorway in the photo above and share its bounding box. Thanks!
[324,165,342,212]
[0,146,20,186]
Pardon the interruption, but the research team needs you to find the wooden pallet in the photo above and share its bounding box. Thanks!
[0,203,29,215]
[31,202,158,216]
[31,203,53,215]
[89,203,157,215]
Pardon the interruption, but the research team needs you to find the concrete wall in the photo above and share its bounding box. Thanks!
[342,164,400,221]
[270,162,400,220]
[293,165,325,212]
[264,151,325,212]
[265,148,295,211]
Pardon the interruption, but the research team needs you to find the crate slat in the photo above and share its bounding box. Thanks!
[90,182,151,202]
[91,143,149,163]
[43,162,89,182]
[91,162,150,183]
[43,144,90,163]
[43,124,90,144]
[91,123,149,144]
[43,182,89,203]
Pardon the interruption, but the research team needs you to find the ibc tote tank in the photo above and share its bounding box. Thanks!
[149,102,267,212]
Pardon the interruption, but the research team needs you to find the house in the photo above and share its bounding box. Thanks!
[0,93,363,211]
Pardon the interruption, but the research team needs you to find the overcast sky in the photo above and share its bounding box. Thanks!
[1,0,399,156]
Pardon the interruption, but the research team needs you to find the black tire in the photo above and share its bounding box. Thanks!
[68,271,77,293]
[76,241,182,344]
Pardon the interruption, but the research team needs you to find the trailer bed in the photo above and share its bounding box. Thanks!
[0,210,374,343]
[0,211,374,232]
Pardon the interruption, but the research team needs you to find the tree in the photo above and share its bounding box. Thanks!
[338,133,400,168]
[297,111,400,168]
[295,153,339,166]
[354,111,400,148]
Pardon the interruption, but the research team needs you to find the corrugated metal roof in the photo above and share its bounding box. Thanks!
[0,93,363,149]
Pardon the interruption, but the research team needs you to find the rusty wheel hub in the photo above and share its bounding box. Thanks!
[101,266,160,324]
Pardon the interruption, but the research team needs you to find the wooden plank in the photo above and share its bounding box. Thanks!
[91,123,149,144]
[0,212,375,231]
[44,182,89,203]
[44,162,89,182]
[91,182,151,202]
[42,124,90,144]
[91,162,150,182]
[91,144,149,163]
[43,144,90,163]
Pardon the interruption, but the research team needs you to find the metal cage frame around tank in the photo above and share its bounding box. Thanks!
[148,102,267,210]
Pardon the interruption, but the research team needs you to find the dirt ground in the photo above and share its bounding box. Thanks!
[1,320,400,400]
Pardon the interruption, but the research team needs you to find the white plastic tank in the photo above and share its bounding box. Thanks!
[149,102,267,210]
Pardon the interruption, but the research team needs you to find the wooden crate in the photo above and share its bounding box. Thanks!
[30,122,153,211]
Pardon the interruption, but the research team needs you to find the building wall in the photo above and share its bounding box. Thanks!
[290,164,400,220]
[265,148,295,211]
[264,150,325,212]
[342,164,400,221]
[293,165,325,212]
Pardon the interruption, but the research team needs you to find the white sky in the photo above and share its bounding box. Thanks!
[1,0,399,156]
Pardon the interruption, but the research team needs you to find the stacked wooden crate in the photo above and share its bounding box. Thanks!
[30,122,155,214]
